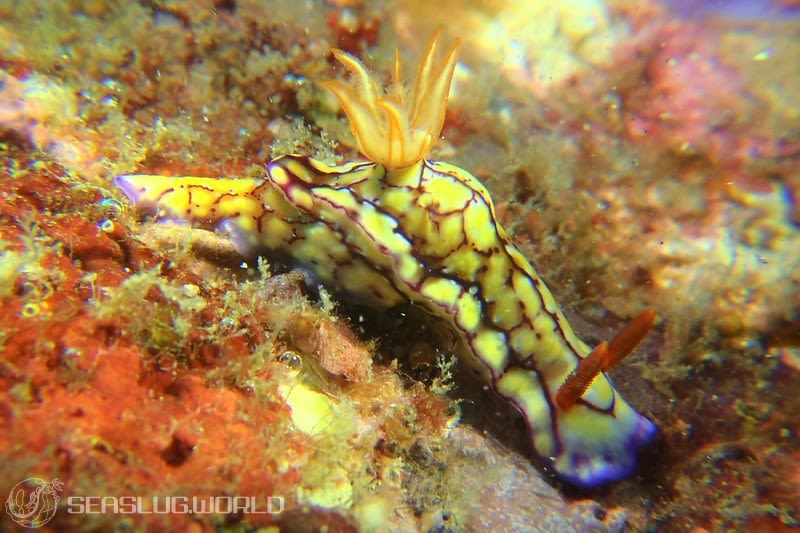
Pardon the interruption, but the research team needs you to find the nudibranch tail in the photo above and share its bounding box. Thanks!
[321,30,459,170]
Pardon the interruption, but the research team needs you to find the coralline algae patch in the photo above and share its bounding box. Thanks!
[0,150,282,530]
[0,155,273,523]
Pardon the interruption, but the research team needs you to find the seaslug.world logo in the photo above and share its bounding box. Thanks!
[5,477,64,528]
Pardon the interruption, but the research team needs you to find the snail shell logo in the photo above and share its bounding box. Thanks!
[5,477,64,528]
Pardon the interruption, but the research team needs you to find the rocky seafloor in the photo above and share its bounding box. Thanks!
[1,0,798,531]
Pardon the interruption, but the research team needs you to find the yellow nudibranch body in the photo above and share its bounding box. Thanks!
[116,33,656,487]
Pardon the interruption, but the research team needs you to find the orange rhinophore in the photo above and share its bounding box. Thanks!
[556,342,609,410]
[556,310,656,411]
[606,309,657,369]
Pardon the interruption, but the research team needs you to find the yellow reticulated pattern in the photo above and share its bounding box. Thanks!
[115,35,654,488]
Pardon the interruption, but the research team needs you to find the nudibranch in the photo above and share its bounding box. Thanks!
[115,32,657,487]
